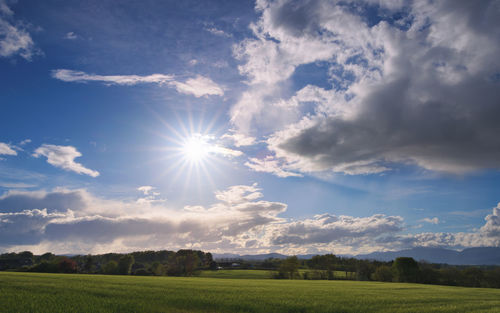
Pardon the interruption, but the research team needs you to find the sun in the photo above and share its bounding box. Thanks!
[182,134,210,163]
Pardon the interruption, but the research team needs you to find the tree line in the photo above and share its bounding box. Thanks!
[2,250,499,288]
[269,255,500,288]
[0,249,216,276]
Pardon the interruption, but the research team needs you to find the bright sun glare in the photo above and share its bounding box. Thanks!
[182,135,210,162]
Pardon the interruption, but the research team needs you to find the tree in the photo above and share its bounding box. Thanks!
[58,257,77,273]
[393,257,419,283]
[150,262,165,276]
[83,255,94,273]
[118,255,135,275]
[356,261,374,281]
[373,265,393,282]
[184,253,199,276]
[279,256,300,279]
[418,262,439,284]
[103,260,118,275]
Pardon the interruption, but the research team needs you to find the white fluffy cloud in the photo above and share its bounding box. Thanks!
[64,32,77,40]
[245,156,302,178]
[204,25,232,38]
[170,75,224,97]
[420,217,439,225]
[1,185,499,255]
[33,144,100,177]
[270,213,404,245]
[0,0,38,60]
[0,142,17,156]
[231,0,500,176]
[221,131,256,147]
[52,69,174,85]
[52,69,224,97]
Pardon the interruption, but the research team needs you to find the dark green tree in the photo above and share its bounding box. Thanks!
[103,260,118,275]
[393,257,419,283]
[118,255,135,275]
[373,265,393,282]
[83,255,94,273]
[150,262,165,276]
[279,256,300,279]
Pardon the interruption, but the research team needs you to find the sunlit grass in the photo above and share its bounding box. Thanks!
[1,272,500,313]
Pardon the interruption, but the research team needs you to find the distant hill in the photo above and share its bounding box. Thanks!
[214,247,500,265]
[356,247,500,265]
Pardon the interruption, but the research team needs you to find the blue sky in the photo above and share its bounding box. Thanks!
[1,0,499,255]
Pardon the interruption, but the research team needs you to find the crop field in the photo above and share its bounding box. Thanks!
[1,272,500,313]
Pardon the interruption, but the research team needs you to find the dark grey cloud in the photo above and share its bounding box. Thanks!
[44,217,177,243]
[0,209,67,245]
[277,72,500,173]
[257,0,500,174]
[0,190,87,213]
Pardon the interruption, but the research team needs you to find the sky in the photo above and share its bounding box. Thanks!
[1,0,500,255]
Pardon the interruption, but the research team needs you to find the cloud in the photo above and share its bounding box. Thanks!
[0,209,70,245]
[64,32,77,40]
[270,213,404,245]
[221,131,256,147]
[204,26,232,38]
[51,69,174,85]
[19,139,31,146]
[0,182,37,189]
[0,0,38,60]
[420,217,439,225]
[52,70,224,97]
[33,144,100,177]
[214,184,263,205]
[0,142,16,156]
[137,186,156,196]
[170,75,224,97]
[0,184,287,253]
[481,204,500,238]
[136,186,164,205]
[0,186,499,255]
[0,189,87,213]
[231,0,500,175]
[245,156,303,178]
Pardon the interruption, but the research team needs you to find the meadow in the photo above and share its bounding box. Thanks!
[1,271,500,313]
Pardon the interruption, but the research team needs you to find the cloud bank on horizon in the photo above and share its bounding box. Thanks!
[1,0,500,254]
[0,185,499,255]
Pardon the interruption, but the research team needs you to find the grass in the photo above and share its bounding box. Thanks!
[1,271,500,313]
[198,269,274,279]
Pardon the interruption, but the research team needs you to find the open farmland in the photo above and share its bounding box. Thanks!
[1,272,500,313]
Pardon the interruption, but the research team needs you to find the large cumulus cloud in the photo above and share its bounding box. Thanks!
[233,0,500,175]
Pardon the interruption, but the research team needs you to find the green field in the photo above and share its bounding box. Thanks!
[198,269,274,279]
[1,272,500,313]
